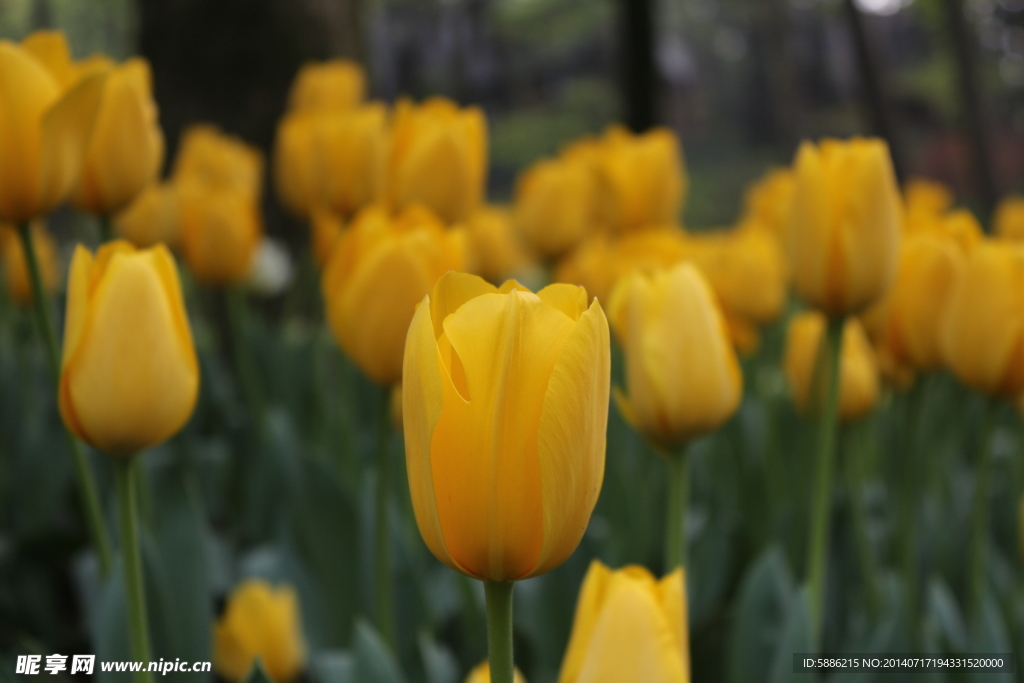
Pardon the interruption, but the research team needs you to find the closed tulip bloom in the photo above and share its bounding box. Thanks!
[558,561,689,683]
[178,181,262,286]
[784,313,879,422]
[466,205,532,283]
[273,113,318,218]
[287,59,365,114]
[0,222,59,305]
[214,579,306,683]
[403,271,610,581]
[788,138,902,316]
[515,153,600,258]
[995,196,1024,241]
[58,241,198,455]
[70,58,164,216]
[0,35,108,224]
[741,167,795,241]
[114,182,180,248]
[938,209,983,254]
[942,241,1024,397]
[323,205,465,385]
[310,208,344,268]
[903,178,953,235]
[387,97,487,223]
[609,262,742,448]
[465,663,527,683]
[596,125,686,233]
[173,125,263,199]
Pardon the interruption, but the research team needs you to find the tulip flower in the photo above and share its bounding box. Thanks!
[995,195,1024,241]
[558,561,689,683]
[903,178,953,235]
[172,125,263,199]
[322,205,465,385]
[784,313,880,423]
[214,579,306,683]
[466,205,532,283]
[0,222,58,305]
[0,34,108,225]
[741,167,795,241]
[466,663,526,683]
[114,182,179,248]
[178,180,262,286]
[387,97,487,223]
[286,59,365,114]
[70,58,164,216]
[596,125,686,233]
[941,241,1024,398]
[788,138,902,316]
[58,241,198,455]
[515,152,600,258]
[310,208,344,268]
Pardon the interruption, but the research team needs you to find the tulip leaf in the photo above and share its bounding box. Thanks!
[769,585,812,683]
[353,620,408,683]
[418,631,460,683]
[727,547,794,683]
[967,589,1013,683]
[926,579,966,652]
[310,650,356,683]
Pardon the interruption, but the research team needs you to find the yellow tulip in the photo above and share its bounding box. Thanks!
[173,125,263,199]
[788,138,902,316]
[941,241,1024,397]
[70,58,164,216]
[0,222,59,305]
[310,208,344,268]
[995,195,1024,241]
[784,313,879,422]
[20,30,74,87]
[939,209,983,254]
[213,579,306,683]
[596,125,686,233]
[323,205,465,385]
[558,561,689,683]
[273,113,318,218]
[387,97,487,223]
[286,59,365,114]
[741,167,795,241]
[466,662,527,683]
[114,182,180,248]
[608,262,742,448]
[178,180,262,286]
[515,153,600,258]
[58,241,198,456]
[403,271,610,581]
[465,205,532,283]
[903,178,953,235]
[0,34,108,224]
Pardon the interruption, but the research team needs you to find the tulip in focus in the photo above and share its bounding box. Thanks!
[114,182,179,248]
[608,262,742,449]
[323,205,465,385]
[286,59,365,114]
[515,151,600,258]
[466,663,527,683]
[995,195,1024,241]
[558,561,689,683]
[214,579,306,683]
[58,241,198,456]
[403,271,610,581]
[788,138,902,316]
[0,222,59,305]
[784,313,879,422]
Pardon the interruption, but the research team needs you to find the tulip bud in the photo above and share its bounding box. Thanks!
[465,205,532,283]
[941,241,1024,397]
[0,222,59,305]
[608,262,742,449]
[58,241,198,456]
[0,35,108,224]
[741,167,795,241]
[995,195,1024,241]
[273,113,318,219]
[403,272,610,581]
[70,58,164,216]
[788,138,902,316]
[214,579,306,683]
[114,182,179,248]
[387,97,487,223]
[178,181,262,286]
[596,125,686,233]
[287,59,365,114]
[784,313,879,422]
[173,125,263,199]
[466,662,527,683]
[323,205,465,385]
[515,153,600,258]
[558,561,689,683]
[903,178,953,235]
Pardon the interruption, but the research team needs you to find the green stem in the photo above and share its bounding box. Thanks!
[225,287,266,431]
[17,223,113,576]
[806,316,845,651]
[901,380,926,646]
[485,581,514,683]
[664,446,690,571]
[115,457,153,683]
[844,422,881,617]
[968,400,998,619]
[374,388,395,645]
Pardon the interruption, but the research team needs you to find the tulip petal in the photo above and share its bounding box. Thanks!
[656,569,690,680]
[558,561,615,683]
[430,270,496,338]
[537,282,588,321]
[20,31,73,87]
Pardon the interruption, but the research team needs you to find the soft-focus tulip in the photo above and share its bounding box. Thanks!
[995,196,1024,241]
[323,205,465,385]
[403,271,610,581]
[788,138,902,316]
[58,241,198,456]
[20,30,74,87]
[70,58,164,215]
[114,182,179,248]
[310,208,344,268]
[178,180,262,286]
[784,313,879,422]
[214,579,306,683]
[515,152,600,258]
[466,205,532,283]
[609,262,742,449]
[941,241,1024,397]
[903,178,953,235]
[387,97,487,223]
[558,561,689,683]
[938,209,983,254]
[0,222,58,305]
[466,662,527,683]
[173,125,263,199]
[0,34,108,224]
[286,59,365,114]
[596,125,686,233]
[741,167,795,240]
